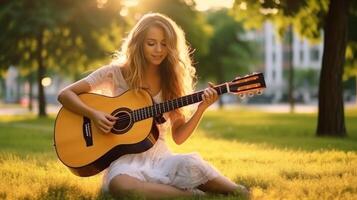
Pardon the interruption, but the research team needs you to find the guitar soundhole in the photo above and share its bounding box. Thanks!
[111,108,133,135]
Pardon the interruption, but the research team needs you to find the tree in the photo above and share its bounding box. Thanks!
[202,9,257,107]
[232,0,356,137]
[316,0,349,136]
[0,0,125,116]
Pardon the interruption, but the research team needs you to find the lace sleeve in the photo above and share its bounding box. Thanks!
[84,65,115,96]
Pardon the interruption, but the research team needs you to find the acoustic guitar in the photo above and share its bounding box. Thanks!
[54,72,266,177]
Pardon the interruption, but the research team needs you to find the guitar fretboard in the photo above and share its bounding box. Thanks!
[132,84,228,122]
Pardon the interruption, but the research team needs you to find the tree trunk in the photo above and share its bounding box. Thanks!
[317,0,349,137]
[28,72,33,112]
[16,75,21,103]
[0,78,5,100]
[36,31,47,117]
[288,24,295,113]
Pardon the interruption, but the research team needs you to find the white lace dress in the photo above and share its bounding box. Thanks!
[84,64,221,192]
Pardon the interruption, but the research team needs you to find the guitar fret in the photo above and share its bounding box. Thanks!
[155,104,159,115]
[166,101,170,111]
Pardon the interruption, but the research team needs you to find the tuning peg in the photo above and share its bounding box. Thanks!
[248,92,254,97]
[256,90,263,95]
[239,93,245,99]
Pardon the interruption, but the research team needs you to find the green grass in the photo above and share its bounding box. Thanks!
[201,109,357,151]
[0,108,356,200]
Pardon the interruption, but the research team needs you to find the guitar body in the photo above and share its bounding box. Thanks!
[54,89,159,177]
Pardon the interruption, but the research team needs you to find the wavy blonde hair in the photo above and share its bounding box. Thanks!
[116,13,196,118]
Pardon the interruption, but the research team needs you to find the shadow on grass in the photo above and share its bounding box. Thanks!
[0,115,56,157]
[199,109,357,152]
[2,110,357,155]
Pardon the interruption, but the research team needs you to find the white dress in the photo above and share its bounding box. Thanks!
[84,64,221,192]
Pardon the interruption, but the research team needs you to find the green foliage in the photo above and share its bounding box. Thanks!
[344,14,357,79]
[0,0,127,116]
[199,9,258,82]
[0,0,125,77]
[231,0,329,41]
[232,0,357,78]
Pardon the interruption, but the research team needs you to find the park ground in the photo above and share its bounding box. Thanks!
[0,106,356,200]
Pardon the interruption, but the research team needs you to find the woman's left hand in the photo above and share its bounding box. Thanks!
[198,82,218,111]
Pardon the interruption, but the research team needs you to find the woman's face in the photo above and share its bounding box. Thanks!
[143,26,168,67]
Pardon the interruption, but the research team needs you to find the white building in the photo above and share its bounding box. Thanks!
[261,21,323,103]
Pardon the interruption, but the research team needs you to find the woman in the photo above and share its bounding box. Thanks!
[58,13,249,199]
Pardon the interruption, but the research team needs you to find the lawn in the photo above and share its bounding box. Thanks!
[0,107,356,200]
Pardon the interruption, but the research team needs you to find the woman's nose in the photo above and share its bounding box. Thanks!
[155,44,162,52]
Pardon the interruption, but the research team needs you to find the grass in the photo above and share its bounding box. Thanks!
[0,107,356,200]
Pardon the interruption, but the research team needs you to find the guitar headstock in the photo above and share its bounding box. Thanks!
[228,72,266,98]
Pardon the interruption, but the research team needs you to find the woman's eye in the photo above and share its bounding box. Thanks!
[148,42,155,46]
[161,43,166,47]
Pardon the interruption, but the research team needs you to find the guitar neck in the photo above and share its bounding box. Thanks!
[132,84,229,122]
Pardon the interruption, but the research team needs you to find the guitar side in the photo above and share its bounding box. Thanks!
[54,90,159,177]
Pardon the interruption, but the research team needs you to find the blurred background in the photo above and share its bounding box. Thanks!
[1,1,356,199]
[0,0,356,129]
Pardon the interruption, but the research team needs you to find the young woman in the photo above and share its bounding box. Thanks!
[58,13,249,199]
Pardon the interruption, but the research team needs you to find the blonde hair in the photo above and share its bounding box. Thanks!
[115,13,196,118]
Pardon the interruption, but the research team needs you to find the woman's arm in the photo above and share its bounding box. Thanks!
[170,83,218,145]
[57,79,117,133]
[58,80,95,117]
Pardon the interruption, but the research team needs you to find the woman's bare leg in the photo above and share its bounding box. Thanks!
[198,175,250,198]
[109,174,192,199]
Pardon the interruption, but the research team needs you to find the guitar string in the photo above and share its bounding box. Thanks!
[110,85,246,123]
[110,85,259,123]
[110,92,205,123]
[109,86,238,123]
[112,99,193,122]
[109,83,261,124]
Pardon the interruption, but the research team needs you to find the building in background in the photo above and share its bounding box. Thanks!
[248,21,323,103]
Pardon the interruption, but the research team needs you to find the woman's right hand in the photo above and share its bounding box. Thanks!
[90,110,118,134]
